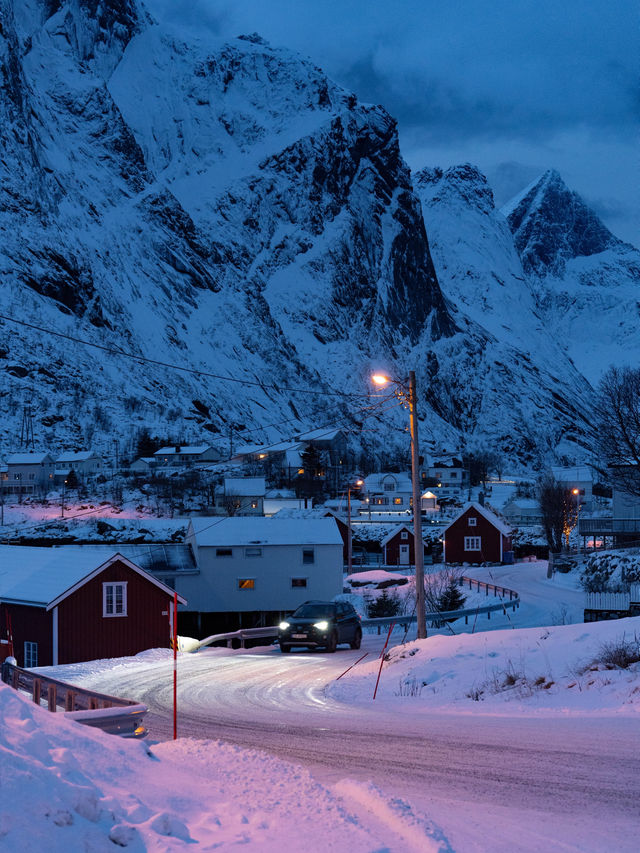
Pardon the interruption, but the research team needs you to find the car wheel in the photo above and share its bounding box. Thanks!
[350,628,362,650]
[325,632,337,653]
[280,644,291,653]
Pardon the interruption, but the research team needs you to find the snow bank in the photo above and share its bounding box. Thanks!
[0,683,450,852]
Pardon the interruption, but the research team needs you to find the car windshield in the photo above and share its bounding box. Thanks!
[293,604,336,618]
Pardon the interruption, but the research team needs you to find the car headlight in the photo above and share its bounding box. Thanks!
[279,621,290,630]
[313,620,329,631]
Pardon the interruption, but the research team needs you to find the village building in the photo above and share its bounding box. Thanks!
[442,503,513,564]
[129,456,158,475]
[1,452,55,495]
[154,444,222,467]
[427,458,470,497]
[0,548,185,667]
[381,524,429,567]
[214,477,266,515]
[362,472,414,511]
[502,497,544,526]
[54,450,105,484]
[551,465,594,510]
[179,517,343,637]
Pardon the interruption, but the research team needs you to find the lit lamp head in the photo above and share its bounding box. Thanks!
[572,488,579,495]
[371,373,391,387]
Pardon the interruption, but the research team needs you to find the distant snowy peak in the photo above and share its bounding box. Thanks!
[415,163,494,215]
[502,169,620,276]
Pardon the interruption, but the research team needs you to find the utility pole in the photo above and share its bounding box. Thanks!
[408,371,426,639]
[347,485,353,575]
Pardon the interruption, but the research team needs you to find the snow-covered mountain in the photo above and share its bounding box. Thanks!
[0,0,633,467]
[502,170,640,384]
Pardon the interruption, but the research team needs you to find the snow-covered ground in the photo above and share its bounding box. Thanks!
[4,560,640,851]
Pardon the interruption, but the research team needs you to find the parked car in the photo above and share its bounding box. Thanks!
[278,601,362,653]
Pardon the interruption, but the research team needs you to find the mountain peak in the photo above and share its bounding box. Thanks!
[502,170,618,276]
[414,163,494,214]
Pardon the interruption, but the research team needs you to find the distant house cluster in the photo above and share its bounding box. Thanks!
[0,451,105,495]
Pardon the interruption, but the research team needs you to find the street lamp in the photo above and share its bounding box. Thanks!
[572,488,581,550]
[371,370,426,639]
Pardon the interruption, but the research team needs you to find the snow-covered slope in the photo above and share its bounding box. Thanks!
[502,170,640,383]
[0,1,624,466]
[414,165,593,461]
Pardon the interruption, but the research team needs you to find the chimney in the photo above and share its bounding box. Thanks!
[478,491,485,506]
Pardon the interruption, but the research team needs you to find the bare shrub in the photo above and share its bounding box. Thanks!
[588,634,640,670]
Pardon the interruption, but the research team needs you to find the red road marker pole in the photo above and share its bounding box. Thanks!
[373,622,395,700]
[335,652,369,680]
[173,591,177,740]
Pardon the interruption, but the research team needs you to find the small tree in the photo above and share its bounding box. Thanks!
[367,589,402,618]
[437,577,467,613]
[65,468,79,490]
[594,365,640,496]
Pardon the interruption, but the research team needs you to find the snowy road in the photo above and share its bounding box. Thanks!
[75,635,640,853]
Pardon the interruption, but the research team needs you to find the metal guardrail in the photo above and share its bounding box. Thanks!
[193,576,520,645]
[1,661,148,738]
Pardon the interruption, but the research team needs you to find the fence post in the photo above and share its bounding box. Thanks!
[48,684,57,712]
[32,678,41,705]
[65,691,75,712]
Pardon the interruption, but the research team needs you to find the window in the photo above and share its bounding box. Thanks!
[302,548,315,564]
[245,547,262,557]
[250,500,258,509]
[383,482,395,491]
[28,473,35,480]
[291,577,307,588]
[401,531,409,540]
[216,548,233,557]
[468,517,477,526]
[238,578,255,590]
[374,497,388,506]
[24,641,38,668]
[464,536,481,551]
[450,472,457,478]
[393,497,403,505]
[103,582,127,617]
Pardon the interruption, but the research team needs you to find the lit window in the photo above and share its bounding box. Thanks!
[245,547,262,557]
[291,578,307,588]
[216,548,233,557]
[238,578,255,590]
[103,582,127,617]
[24,641,38,668]
[393,497,403,505]
[250,500,258,509]
[464,536,481,551]
[468,517,477,526]
[302,548,315,564]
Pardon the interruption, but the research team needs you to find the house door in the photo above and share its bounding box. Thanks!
[399,544,410,565]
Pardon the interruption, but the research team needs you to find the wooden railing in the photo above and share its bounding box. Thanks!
[1,661,147,738]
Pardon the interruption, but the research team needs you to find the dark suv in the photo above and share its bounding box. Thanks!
[278,601,362,653]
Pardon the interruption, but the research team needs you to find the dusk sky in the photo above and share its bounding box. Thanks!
[152,0,637,245]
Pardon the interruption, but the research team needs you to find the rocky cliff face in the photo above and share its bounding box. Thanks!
[0,0,631,467]
[502,170,640,384]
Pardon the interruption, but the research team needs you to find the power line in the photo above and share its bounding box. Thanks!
[0,313,370,399]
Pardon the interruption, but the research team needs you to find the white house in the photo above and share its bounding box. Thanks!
[154,445,222,467]
[214,477,266,515]
[264,489,310,516]
[362,472,414,511]
[55,451,104,483]
[3,452,55,494]
[427,458,469,496]
[502,497,544,526]
[179,517,344,632]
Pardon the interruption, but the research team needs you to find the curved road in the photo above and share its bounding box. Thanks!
[77,635,640,853]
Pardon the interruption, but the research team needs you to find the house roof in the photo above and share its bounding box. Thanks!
[442,503,511,536]
[550,466,593,483]
[363,472,413,492]
[56,451,101,463]
[380,524,419,546]
[189,517,343,547]
[0,546,186,608]
[155,445,211,456]
[223,477,266,496]
[295,428,344,442]
[6,452,53,464]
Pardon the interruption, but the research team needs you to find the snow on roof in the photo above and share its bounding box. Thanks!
[0,546,183,607]
[189,517,343,547]
[551,466,593,483]
[154,445,211,455]
[363,472,413,491]
[233,440,302,456]
[442,502,511,536]
[223,477,266,496]
[55,451,101,463]
[6,452,52,464]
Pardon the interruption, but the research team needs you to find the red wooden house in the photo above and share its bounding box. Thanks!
[442,503,512,564]
[382,524,429,567]
[0,548,186,668]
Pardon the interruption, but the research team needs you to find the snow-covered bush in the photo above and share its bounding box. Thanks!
[580,551,640,592]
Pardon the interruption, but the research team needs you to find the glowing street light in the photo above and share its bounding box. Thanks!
[371,370,426,639]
